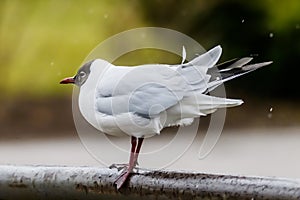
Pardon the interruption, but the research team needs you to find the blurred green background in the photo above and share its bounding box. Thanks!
[0,0,299,135]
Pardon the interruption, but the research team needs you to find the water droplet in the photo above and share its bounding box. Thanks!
[241,19,245,23]
[268,107,273,119]
[269,32,274,38]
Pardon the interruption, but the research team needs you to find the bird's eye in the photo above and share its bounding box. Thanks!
[79,71,86,77]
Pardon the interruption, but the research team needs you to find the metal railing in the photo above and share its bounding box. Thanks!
[0,165,299,199]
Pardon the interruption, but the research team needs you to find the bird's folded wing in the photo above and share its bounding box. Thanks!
[128,82,183,118]
[95,65,187,118]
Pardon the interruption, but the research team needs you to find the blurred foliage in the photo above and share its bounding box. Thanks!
[138,0,300,98]
[0,0,299,99]
[0,0,144,98]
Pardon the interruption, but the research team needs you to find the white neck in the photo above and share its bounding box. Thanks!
[78,59,111,131]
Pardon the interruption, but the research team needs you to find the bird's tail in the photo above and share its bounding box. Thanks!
[206,57,273,93]
[177,46,272,93]
[165,93,243,127]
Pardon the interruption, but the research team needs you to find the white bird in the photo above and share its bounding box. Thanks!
[60,45,272,189]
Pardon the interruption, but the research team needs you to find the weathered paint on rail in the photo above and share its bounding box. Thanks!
[0,165,299,200]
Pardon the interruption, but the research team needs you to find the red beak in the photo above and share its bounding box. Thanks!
[60,77,75,84]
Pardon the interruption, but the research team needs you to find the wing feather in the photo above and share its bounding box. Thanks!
[95,65,187,118]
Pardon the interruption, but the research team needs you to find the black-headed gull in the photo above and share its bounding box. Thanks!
[60,46,272,189]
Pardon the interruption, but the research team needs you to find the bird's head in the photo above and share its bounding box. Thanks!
[60,60,94,87]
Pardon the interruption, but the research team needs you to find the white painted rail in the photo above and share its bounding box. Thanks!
[0,165,299,199]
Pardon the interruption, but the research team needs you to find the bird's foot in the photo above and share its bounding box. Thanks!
[114,166,132,190]
[109,163,139,171]
[109,163,128,171]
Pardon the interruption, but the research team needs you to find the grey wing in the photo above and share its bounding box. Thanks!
[128,82,183,118]
[95,65,186,118]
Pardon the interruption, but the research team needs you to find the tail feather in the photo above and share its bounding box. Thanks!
[176,46,222,93]
[176,45,272,94]
[187,45,222,69]
[216,57,251,70]
[167,93,243,118]
[219,57,253,72]
[165,46,272,128]
[207,59,272,93]
[165,93,243,127]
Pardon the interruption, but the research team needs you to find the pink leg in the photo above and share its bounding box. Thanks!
[109,137,136,170]
[114,136,144,190]
[129,137,137,167]
[134,137,144,165]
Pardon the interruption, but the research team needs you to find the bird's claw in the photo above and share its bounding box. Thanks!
[114,169,131,190]
[109,163,140,171]
[112,164,141,190]
[109,163,129,171]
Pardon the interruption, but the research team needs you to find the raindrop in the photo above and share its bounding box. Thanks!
[269,32,274,38]
[241,19,245,23]
[268,107,273,119]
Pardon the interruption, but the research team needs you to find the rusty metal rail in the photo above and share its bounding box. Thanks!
[0,165,300,199]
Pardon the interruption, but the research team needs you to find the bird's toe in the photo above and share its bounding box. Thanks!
[114,169,131,190]
[109,163,129,171]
